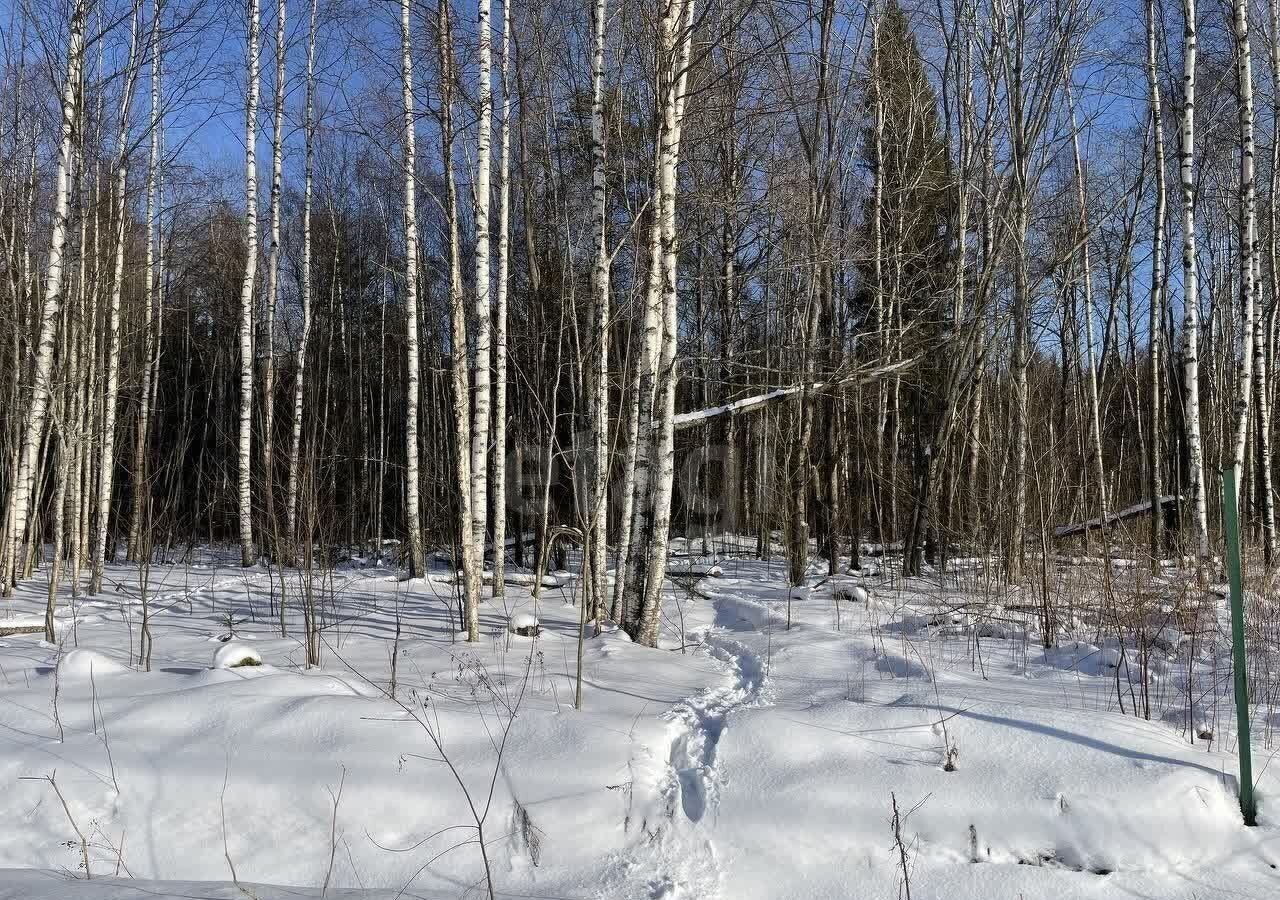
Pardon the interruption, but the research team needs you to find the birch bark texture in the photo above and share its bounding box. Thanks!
[399,0,426,577]
[3,0,88,595]
[237,0,262,568]
[1180,0,1210,561]
[1230,0,1258,498]
[471,0,494,560]
[588,0,611,618]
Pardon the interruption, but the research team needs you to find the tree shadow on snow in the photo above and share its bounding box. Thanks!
[937,705,1231,787]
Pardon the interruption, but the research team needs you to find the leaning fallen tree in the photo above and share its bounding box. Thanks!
[671,357,917,431]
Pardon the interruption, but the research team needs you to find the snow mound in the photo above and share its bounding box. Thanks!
[510,611,540,636]
[57,649,130,678]
[874,652,931,680]
[974,620,1024,640]
[213,642,263,669]
[1044,640,1107,675]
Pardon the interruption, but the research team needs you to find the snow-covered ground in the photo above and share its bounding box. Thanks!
[0,545,1276,898]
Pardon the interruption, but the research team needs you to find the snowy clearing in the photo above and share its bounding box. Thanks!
[0,545,1276,899]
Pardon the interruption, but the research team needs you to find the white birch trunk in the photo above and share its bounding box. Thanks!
[400,0,426,576]
[618,176,667,632]
[1181,0,1210,560]
[237,0,261,568]
[470,0,493,558]
[1231,0,1258,498]
[3,0,86,595]
[588,0,610,618]
[636,0,696,648]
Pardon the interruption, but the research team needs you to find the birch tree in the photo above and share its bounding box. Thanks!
[400,0,426,576]
[1180,0,1210,561]
[628,0,697,647]
[1230,0,1258,496]
[470,0,494,565]
[587,0,610,617]
[237,0,262,568]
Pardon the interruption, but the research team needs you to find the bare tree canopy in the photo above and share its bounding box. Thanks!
[0,0,1277,634]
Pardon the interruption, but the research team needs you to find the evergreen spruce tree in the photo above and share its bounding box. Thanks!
[858,0,953,573]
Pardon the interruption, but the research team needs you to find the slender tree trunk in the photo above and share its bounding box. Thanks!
[1145,0,1166,567]
[66,184,88,596]
[440,0,480,640]
[127,0,163,561]
[491,0,512,598]
[471,0,494,561]
[260,0,286,555]
[612,355,641,623]
[90,4,142,594]
[870,11,886,544]
[286,0,318,564]
[1006,40,1031,584]
[1261,0,1280,564]
[4,0,83,594]
[1181,0,1210,561]
[1231,0,1258,501]
[399,0,426,576]
[237,0,261,568]
[1068,92,1107,525]
[587,0,610,618]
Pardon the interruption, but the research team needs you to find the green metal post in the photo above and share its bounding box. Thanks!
[1221,465,1257,826]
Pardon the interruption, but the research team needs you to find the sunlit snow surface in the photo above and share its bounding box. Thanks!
[0,542,1275,899]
